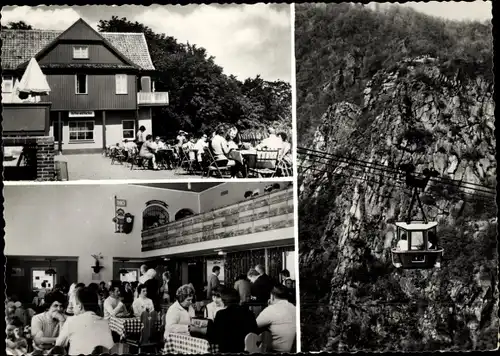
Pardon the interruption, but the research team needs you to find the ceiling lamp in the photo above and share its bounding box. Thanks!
[45,259,56,276]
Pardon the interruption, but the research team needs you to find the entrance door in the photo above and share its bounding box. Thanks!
[187,260,205,300]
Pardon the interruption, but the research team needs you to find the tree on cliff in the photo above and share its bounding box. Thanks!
[97,16,291,136]
[296,3,493,146]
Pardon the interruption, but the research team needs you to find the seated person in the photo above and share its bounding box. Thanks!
[164,285,196,336]
[227,127,239,151]
[256,127,283,150]
[210,126,245,178]
[6,317,28,356]
[278,132,292,165]
[428,231,438,249]
[103,281,129,319]
[132,284,155,317]
[256,285,296,353]
[183,136,197,161]
[396,233,408,250]
[284,279,296,305]
[31,291,67,351]
[204,287,224,321]
[207,288,258,353]
[55,287,114,355]
[194,134,208,163]
[139,134,159,170]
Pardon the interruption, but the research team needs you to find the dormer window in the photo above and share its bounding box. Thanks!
[73,46,89,59]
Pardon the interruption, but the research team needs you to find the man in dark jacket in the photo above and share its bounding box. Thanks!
[247,266,274,317]
[207,287,258,353]
[206,266,221,300]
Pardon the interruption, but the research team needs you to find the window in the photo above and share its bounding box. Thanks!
[75,74,87,94]
[143,205,169,230]
[32,269,55,290]
[69,121,94,141]
[122,120,135,139]
[2,75,13,93]
[120,269,139,283]
[115,74,128,94]
[73,46,89,59]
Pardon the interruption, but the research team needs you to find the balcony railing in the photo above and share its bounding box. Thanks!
[137,92,169,106]
[141,187,294,251]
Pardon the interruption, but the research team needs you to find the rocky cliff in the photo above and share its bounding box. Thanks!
[298,57,497,352]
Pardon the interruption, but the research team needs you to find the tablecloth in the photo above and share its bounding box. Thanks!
[163,333,219,354]
[109,316,162,339]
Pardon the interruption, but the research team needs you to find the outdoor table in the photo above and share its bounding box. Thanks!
[163,333,219,354]
[109,315,162,340]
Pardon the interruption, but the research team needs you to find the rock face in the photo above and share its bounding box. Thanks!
[299,58,497,352]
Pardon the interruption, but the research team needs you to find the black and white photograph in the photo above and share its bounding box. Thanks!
[1,4,292,181]
[296,1,497,352]
[4,181,297,354]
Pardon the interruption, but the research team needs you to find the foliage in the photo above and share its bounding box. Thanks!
[296,3,493,146]
[1,21,33,30]
[97,17,291,137]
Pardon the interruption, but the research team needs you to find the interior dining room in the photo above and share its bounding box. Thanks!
[4,180,297,354]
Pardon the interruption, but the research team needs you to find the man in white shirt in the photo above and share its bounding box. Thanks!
[56,287,114,355]
[194,134,208,162]
[103,282,128,319]
[132,284,155,317]
[256,284,296,353]
[256,127,282,150]
[396,233,408,250]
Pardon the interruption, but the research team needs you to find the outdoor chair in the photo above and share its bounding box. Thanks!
[248,149,280,178]
[175,146,195,175]
[129,150,148,171]
[203,147,232,178]
[275,157,292,177]
[110,147,127,165]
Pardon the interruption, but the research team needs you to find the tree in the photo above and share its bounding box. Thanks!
[2,21,33,30]
[98,16,291,137]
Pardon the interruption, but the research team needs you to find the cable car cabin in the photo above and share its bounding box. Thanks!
[391,221,443,269]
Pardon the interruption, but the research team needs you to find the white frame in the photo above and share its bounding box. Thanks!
[2,75,14,93]
[73,45,89,59]
[75,74,88,95]
[122,119,135,140]
[115,74,128,95]
[68,120,95,142]
[31,267,57,290]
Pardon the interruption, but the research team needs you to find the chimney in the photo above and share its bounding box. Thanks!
[140,76,151,93]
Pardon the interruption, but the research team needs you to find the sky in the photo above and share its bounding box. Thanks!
[369,1,492,21]
[0,4,291,83]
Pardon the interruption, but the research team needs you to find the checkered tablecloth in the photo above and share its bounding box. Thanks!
[163,333,219,354]
[109,316,162,339]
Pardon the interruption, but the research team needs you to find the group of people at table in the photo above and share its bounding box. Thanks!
[109,125,292,177]
[6,264,296,355]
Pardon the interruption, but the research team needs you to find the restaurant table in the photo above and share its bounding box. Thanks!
[109,315,162,340]
[163,333,219,354]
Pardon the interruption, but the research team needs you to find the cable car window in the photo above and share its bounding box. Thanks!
[410,231,424,250]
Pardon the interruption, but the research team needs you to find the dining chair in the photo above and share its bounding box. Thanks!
[91,346,110,354]
[125,311,161,354]
[244,331,273,353]
[129,150,148,171]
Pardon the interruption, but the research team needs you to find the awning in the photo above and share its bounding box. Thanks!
[17,58,51,97]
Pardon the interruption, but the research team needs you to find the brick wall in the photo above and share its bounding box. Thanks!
[36,136,56,181]
[3,136,56,181]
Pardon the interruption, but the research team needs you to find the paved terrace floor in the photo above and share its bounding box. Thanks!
[66,153,201,180]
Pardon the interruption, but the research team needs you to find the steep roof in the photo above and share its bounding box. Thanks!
[1,29,155,71]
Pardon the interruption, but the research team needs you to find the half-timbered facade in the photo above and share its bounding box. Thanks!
[1,18,168,154]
